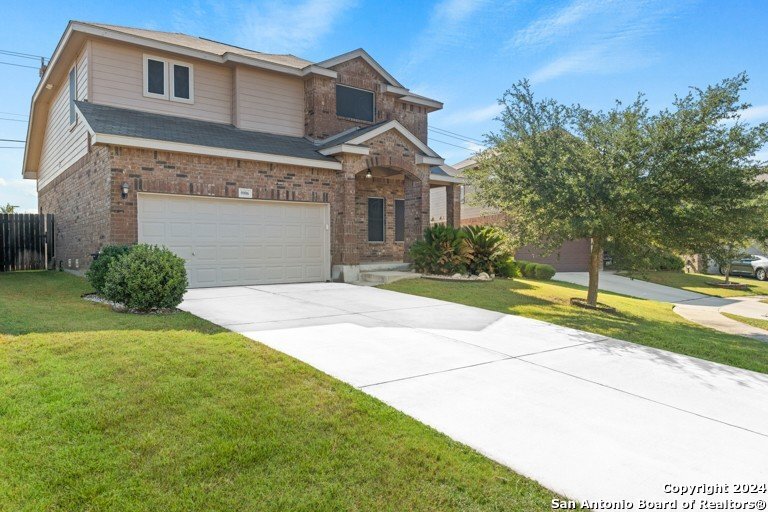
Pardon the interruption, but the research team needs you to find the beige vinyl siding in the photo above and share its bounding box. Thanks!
[429,184,498,224]
[38,46,90,190]
[89,40,231,124]
[235,66,304,136]
[429,186,447,223]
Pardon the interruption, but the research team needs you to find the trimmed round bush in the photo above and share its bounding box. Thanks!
[534,263,556,280]
[86,244,134,293]
[515,260,557,280]
[103,244,188,311]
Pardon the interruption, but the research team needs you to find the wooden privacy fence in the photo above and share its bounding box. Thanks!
[0,214,55,272]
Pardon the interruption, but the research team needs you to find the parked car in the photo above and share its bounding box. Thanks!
[719,255,768,280]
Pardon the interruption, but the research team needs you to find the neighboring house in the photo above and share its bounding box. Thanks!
[23,21,461,287]
[429,158,594,271]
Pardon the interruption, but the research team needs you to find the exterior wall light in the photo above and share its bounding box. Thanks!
[365,170,372,179]
[121,182,129,199]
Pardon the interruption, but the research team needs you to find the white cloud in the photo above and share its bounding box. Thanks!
[515,0,681,83]
[741,105,768,123]
[237,0,358,53]
[172,0,357,54]
[441,102,502,126]
[510,0,609,49]
[401,0,488,71]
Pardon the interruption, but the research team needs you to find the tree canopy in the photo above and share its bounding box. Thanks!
[466,74,768,305]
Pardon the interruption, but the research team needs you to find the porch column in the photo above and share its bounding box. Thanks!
[446,184,461,228]
[404,173,430,260]
[333,160,360,267]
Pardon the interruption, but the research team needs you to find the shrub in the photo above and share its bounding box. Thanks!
[103,244,188,311]
[516,260,557,280]
[410,224,472,275]
[462,225,511,275]
[534,263,556,280]
[86,244,134,293]
[496,257,521,278]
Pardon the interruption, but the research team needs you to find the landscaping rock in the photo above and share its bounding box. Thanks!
[478,272,490,281]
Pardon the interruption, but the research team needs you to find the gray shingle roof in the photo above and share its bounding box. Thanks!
[317,121,391,149]
[75,101,337,163]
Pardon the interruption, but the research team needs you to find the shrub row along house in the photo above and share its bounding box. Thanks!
[23,21,463,287]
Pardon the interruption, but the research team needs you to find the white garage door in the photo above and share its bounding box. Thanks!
[138,193,330,288]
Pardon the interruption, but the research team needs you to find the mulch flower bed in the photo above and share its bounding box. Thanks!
[82,293,177,315]
[706,281,749,290]
[422,272,493,282]
[570,297,617,313]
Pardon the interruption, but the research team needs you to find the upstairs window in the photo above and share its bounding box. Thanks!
[336,84,374,122]
[368,197,385,242]
[171,63,193,103]
[143,55,194,103]
[68,67,77,125]
[144,56,166,98]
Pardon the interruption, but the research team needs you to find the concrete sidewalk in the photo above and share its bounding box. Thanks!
[557,271,768,341]
[556,271,731,306]
[181,283,768,506]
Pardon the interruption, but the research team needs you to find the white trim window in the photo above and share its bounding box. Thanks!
[143,55,194,103]
[68,66,77,125]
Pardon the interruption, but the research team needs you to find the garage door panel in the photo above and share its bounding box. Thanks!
[283,225,303,238]
[138,194,329,287]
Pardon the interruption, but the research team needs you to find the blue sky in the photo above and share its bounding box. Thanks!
[1,0,766,211]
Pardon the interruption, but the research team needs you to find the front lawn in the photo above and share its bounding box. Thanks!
[0,272,555,511]
[617,270,768,298]
[381,278,768,375]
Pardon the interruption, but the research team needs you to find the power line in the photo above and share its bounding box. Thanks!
[0,112,28,118]
[429,126,485,145]
[0,138,25,143]
[0,60,40,70]
[0,49,48,61]
[429,137,479,152]
[0,146,24,149]
[0,117,28,122]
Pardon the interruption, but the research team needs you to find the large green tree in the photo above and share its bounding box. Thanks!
[466,75,768,306]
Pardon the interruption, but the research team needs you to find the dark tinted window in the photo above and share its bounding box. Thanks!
[395,199,405,242]
[68,68,77,124]
[368,198,385,242]
[336,84,374,122]
[147,59,165,95]
[174,64,190,99]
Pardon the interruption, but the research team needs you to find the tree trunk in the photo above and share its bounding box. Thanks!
[724,263,731,284]
[586,237,602,306]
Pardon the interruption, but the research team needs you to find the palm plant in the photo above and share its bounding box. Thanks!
[462,225,510,275]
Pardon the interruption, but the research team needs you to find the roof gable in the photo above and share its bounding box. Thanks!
[315,49,403,88]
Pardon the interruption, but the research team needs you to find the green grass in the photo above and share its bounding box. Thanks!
[722,313,768,332]
[617,270,768,298]
[0,272,556,512]
[381,277,768,374]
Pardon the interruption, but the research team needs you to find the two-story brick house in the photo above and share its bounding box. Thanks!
[22,21,462,287]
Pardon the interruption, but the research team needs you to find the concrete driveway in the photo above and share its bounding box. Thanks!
[181,283,768,505]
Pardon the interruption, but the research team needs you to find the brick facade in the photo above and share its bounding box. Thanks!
[107,146,338,248]
[41,126,433,275]
[304,57,428,142]
[38,146,112,271]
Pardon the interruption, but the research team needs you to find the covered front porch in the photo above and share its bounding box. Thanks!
[321,121,462,282]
